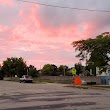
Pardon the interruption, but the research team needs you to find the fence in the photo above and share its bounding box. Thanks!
[39,76,101,84]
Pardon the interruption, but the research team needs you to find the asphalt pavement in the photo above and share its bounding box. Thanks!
[0,81,110,110]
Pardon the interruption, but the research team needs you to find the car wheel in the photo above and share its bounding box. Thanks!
[30,80,32,83]
[23,80,26,83]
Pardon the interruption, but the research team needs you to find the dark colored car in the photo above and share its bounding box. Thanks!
[0,76,3,80]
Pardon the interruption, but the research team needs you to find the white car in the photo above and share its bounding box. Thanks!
[20,75,33,83]
[81,80,87,85]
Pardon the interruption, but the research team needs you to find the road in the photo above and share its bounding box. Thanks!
[0,81,110,110]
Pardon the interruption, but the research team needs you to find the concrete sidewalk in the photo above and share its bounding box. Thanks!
[67,84,110,90]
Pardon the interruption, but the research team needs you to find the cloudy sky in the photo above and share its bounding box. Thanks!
[0,0,110,69]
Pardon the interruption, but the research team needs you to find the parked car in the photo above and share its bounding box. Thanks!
[20,75,33,83]
[81,80,87,85]
[0,76,3,80]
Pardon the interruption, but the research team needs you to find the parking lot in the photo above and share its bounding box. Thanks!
[0,81,110,110]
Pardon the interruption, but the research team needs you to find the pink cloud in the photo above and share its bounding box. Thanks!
[0,0,14,7]
[12,5,96,67]
[0,24,9,32]
[81,22,97,39]
[17,5,97,42]
[0,4,98,68]
[12,5,81,45]
[26,54,80,69]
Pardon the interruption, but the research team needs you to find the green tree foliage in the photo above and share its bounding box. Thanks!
[57,65,71,76]
[74,63,84,75]
[57,65,65,76]
[72,32,110,67]
[51,64,58,76]
[41,64,58,76]
[1,57,27,78]
[28,65,38,77]
[0,64,3,78]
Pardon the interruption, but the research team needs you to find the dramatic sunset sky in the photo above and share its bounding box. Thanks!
[0,0,110,69]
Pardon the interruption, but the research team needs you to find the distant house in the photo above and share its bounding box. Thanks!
[96,66,110,85]
[96,65,110,76]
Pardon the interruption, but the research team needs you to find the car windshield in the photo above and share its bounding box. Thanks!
[25,75,31,78]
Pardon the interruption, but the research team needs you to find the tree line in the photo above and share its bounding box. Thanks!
[0,57,84,78]
[0,57,38,78]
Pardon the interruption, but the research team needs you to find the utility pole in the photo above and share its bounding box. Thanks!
[85,51,88,67]
[64,67,66,76]
[27,67,28,75]
[90,69,92,76]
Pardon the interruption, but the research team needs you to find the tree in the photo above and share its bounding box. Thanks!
[72,32,110,67]
[51,64,58,76]
[0,64,3,79]
[57,65,65,76]
[28,65,38,77]
[42,64,58,76]
[74,63,84,75]
[1,57,27,78]
[57,65,70,76]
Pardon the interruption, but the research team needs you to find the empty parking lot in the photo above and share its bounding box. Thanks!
[0,81,110,110]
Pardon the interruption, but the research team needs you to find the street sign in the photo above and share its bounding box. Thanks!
[71,68,76,75]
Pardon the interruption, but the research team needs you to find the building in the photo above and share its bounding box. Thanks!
[96,66,110,85]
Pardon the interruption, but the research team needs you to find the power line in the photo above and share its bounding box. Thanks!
[17,0,110,13]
